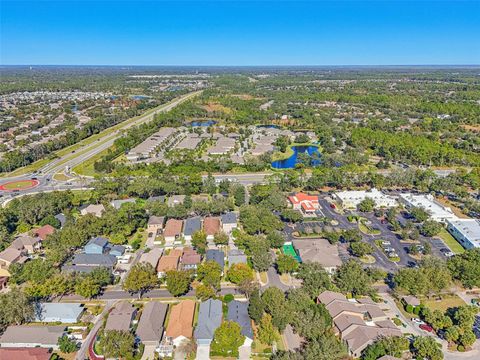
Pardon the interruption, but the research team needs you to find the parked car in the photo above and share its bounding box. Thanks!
[412,318,425,325]
[420,324,434,333]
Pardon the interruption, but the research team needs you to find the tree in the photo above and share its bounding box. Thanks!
[257,314,278,345]
[0,288,34,330]
[250,248,273,272]
[276,254,299,274]
[191,230,208,254]
[123,263,158,298]
[280,209,303,223]
[302,332,347,360]
[58,335,79,353]
[165,270,192,297]
[227,263,254,284]
[420,220,443,237]
[210,321,245,357]
[232,185,246,206]
[287,288,313,313]
[342,229,362,243]
[453,305,477,330]
[197,260,222,289]
[248,290,264,323]
[266,231,286,248]
[358,198,376,212]
[239,205,282,235]
[459,329,476,348]
[350,242,375,257]
[291,303,332,340]
[413,336,443,360]
[98,330,135,359]
[362,336,409,360]
[448,248,480,288]
[410,207,430,222]
[213,231,229,246]
[261,287,291,330]
[195,284,216,301]
[425,309,452,331]
[444,326,460,343]
[334,260,373,296]
[295,262,333,298]
[75,277,101,299]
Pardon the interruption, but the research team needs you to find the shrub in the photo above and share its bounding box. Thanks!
[224,294,234,303]
[406,304,414,313]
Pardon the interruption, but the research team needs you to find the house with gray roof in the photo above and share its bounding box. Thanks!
[228,249,247,265]
[206,249,225,269]
[183,216,202,241]
[227,300,254,345]
[221,212,238,234]
[34,303,84,323]
[136,302,168,346]
[62,253,116,273]
[0,325,66,349]
[194,299,223,345]
[84,237,109,254]
[167,195,186,207]
[105,301,137,332]
[108,244,125,257]
[111,198,136,210]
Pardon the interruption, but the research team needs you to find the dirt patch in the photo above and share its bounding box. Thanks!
[200,102,232,114]
[460,124,480,132]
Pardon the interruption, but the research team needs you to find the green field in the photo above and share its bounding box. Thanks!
[0,179,37,190]
[437,229,465,254]
[282,243,301,262]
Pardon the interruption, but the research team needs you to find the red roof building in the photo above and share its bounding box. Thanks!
[0,348,51,360]
[34,225,56,241]
[288,193,320,215]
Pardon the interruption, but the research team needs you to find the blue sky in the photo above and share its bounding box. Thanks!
[1,1,479,65]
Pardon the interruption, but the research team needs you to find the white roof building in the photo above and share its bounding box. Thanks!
[335,188,398,209]
[447,219,480,249]
[399,193,457,223]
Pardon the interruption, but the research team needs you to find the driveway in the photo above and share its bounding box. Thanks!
[141,344,157,360]
[195,344,210,360]
[283,324,303,351]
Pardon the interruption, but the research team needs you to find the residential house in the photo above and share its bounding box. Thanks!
[228,249,247,265]
[11,235,41,254]
[55,213,66,228]
[227,300,254,346]
[108,244,126,257]
[221,212,238,234]
[206,249,225,269]
[167,195,186,207]
[33,225,55,241]
[0,348,52,360]
[181,248,201,271]
[105,301,137,332]
[288,193,320,216]
[0,268,10,290]
[163,219,183,245]
[111,198,136,210]
[63,253,117,273]
[136,302,168,346]
[34,303,84,323]
[84,237,109,254]
[292,238,342,274]
[147,216,165,236]
[139,247,164,269]
[402,295,421,308]
[0,247,27,269]
[194,299,223,345]
[183,216,202,241]
[317,291,402,357]
[80,204,105,217]
[165,300,195,347]
[156,253,180,277]
[204,217,221,242]
[0,325,66,349]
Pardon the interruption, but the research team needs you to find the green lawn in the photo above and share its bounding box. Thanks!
[436,229,465,254]
[0,179,37,190]
[423,294,466,312]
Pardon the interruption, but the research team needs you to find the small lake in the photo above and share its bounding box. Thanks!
[189,120,217,127]
[256,124,280,129]
[271,145,321,169]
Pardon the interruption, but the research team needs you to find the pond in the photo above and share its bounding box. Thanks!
[271,145,321,169]
[256,124,280,129]
[189,120,217,127]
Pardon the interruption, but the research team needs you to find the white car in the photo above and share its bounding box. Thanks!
[412,318,425,325]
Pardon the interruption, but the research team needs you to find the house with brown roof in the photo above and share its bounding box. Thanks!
[0,247,28,269]
[0,268,10,290]
[139,247,164,269]
[317,291,402,358]
[105,301,137,332]
[0,348,52,360]
[147,216,164,236]
[33,225,55,241]
[11,235,41,254]
[203,217,220,241]
[80,204,105,218]
[165,300,195,347]
[136,302,168,346]
[163,219,183,245]
[156,252,180,277]
[181,248,201,271]
[292,238,342,274]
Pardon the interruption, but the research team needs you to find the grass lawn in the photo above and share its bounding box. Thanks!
[436,229,465,254]
[423,294,466,312]
[0,179,38,190]
[259,272,268,284]
[358,222,381,235]
[360,255,376,264]
[53,172,72,181]
[72,147,112,176]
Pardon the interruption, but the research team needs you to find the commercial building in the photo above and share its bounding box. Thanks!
[447,219,480,249]
[335,189,398,209]
[292,238,342,274]
[288,193,320,216]
[399,193,457,223]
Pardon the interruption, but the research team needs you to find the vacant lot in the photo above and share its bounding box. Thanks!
[423,294,466,312]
